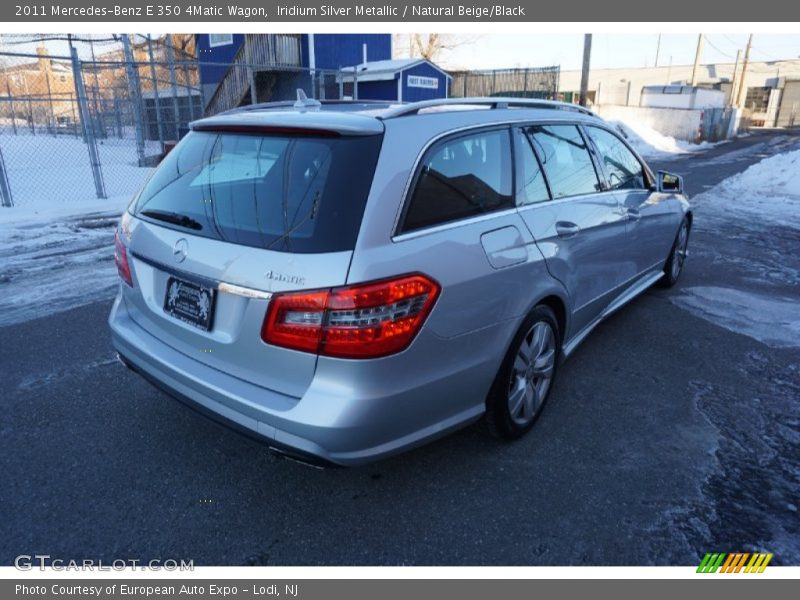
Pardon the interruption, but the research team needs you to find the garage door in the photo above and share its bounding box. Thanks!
[776,80,800,128]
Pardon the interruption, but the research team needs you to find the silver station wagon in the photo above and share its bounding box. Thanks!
[109,96,691,466]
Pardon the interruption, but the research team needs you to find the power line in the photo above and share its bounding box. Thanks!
[704,36,737,60]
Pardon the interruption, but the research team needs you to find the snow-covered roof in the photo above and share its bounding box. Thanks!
[340,58,452,82]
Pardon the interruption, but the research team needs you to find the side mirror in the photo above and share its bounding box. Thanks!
[657,171,684,194]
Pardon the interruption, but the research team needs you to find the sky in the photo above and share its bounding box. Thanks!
[418,34,800,71]
[2,33,799,71]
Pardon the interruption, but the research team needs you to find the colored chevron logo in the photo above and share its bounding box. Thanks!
[697,552,773,573]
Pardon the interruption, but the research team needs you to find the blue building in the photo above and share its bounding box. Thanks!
[300,34,392,71]
[341,59,451,102]
[194,33,394,115]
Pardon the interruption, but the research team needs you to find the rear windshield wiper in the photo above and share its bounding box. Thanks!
[140,209,203,231]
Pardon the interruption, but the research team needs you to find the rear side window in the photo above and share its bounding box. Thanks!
[133,130,382,253]
[585,126,647,190]
[402,128,513,232]
[525,125,600,199]
[514,128,551,206]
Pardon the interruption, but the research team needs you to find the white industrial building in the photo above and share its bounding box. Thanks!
[558,59,800,127]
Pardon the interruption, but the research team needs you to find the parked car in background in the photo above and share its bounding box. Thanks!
[109,96,691,466]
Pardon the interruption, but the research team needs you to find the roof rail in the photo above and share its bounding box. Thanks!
[379,97,597,119]
[220,98,394,116]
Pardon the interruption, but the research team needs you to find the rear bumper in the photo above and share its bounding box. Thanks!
[109,292,507,466]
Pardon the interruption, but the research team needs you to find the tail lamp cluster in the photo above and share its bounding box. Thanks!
[261,274,440,359]
[114,230,133,287]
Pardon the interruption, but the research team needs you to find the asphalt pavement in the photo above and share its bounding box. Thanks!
[1,131,798,566]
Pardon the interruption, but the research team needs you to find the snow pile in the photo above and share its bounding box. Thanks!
[671,147,800,348]
[0,196,129,326]
[610,119,714,159]
[697,148,800,228]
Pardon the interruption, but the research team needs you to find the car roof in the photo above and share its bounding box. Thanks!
[191,97,605,137]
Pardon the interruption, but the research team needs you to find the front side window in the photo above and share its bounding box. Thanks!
[586,126,647,190]
[525,125,600,199]
[402,129,513,232]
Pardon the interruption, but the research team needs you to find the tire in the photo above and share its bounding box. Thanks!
[659,217,690,288]
[485,305,560,440]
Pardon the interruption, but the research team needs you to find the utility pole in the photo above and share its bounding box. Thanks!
[654,34,661,68]
[579,33,592,107]
[729,49,742,108]
[690,34,704,86]
[736,34,754,108]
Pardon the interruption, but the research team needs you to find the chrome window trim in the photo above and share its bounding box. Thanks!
[390,116,584,239]
[392,207,521,242]
[390,116,640,240]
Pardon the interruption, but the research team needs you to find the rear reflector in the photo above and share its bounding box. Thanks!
[261,274,440,359]
[114,230,133,287]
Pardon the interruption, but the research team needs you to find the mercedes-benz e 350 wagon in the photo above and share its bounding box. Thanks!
[109,96,691,466]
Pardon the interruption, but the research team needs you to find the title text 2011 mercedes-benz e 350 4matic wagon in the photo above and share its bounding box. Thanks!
[109,96,691,466]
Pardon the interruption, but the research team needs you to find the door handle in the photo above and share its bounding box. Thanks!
[626,208,641,221]
[555,221,581,238]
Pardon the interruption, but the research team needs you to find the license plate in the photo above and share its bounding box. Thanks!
[163,276,216,331]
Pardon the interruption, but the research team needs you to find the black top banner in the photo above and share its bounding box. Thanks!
[5,0,800,22]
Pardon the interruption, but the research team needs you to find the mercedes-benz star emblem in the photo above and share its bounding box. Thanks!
[172,238,188,263]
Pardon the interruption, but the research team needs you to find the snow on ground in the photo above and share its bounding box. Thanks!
[610,119,717,159]
[672,148,800,348]
[0,196,130,326]
[675,286,800,349]
[0,132,157,207]
[693,147,800,228]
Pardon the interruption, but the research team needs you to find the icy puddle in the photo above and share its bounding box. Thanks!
[674,286,800,349]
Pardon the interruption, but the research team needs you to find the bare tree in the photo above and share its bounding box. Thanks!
[394,34,480,62]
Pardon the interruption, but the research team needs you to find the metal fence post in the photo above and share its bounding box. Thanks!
[70,93,78,138]
[146,35,165,147]
[180,54,196,122]
[122,34,146,166]
[245,34,257,105]
[0,146,14,207]
[6,81,17,135]
[165,35,182,136]
[71,47,106,199]
[27,95,34,135]
[113,89,123,138]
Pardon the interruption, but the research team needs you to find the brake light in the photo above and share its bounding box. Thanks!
[114,230,133,287]
[261,274,440,359]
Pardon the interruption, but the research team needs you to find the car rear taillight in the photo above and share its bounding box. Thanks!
[261,274,440,359]
[114,230,133,287]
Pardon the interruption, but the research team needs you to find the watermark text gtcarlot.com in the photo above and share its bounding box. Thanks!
[14,554,194,571]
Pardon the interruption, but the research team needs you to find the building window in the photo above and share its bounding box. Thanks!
[208,34,233,48]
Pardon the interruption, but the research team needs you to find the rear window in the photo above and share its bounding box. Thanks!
[132,130,382,253]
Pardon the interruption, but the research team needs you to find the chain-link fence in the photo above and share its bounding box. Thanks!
[0,34,201,207]
[450,66,560,99]
[0,34,345,209]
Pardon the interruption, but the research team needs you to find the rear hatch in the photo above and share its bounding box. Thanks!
[119,114,383,399]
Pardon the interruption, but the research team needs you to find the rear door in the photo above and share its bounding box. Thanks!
[583,124,681,275]
[119,126,383,399]
[513,123,630,335]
